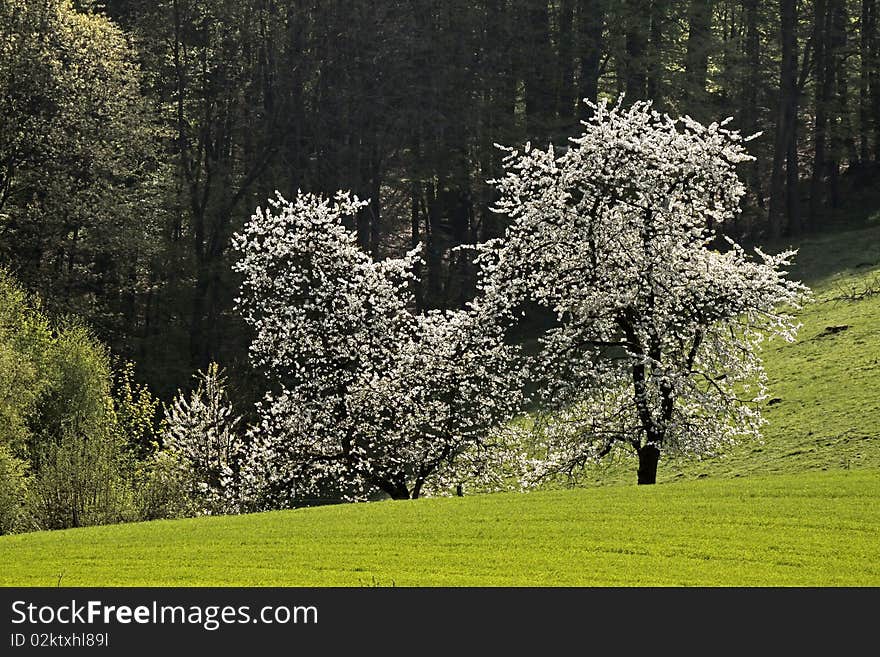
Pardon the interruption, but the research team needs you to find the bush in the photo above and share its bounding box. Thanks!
[0,445,30,535]
[113,361,161,460]
[0,270,53,454]
[28,431,134,530]
[27,324,136,529]
[139,364,241,519]
[134,450,202,521]
[0,270,139,531]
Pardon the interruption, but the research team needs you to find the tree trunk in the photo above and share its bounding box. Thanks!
[368,150,382,258]
[558,0,576,124]
[743,0,764,211]
[637,445,660,485]
[870,0,880,159]
[480,0,517,241]
[389,483,411,500]
[685,0,713,120]
[624,0,649,103]
[578,0,606,116]
[410,178,424,311]
[861,0,874,162]
[828,0,851,209]
[809,0,830,228]
[769,0,798,239]
[425,182,442,305]
[523,0,554,140]
[647,0,667,108]
[786,105,801,235]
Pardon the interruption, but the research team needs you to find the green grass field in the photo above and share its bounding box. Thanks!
[0,470,877,586]
[1,225,878,587]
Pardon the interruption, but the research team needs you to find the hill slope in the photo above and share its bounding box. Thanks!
[0,470,877,586]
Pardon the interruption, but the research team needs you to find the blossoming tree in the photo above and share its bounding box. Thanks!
[232,192,523,506]
[479,99,810,485]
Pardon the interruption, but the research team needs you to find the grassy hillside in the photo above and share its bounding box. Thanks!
[1,225,878,587]
[680,225,880,475]
[0,470,877,586]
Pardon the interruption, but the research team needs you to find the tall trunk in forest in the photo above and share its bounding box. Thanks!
[523,0,554,140]
[444,1,476,305]
[685,0,713,120]
[769,0,799,239]
[624,0,648,102]
[647,0,666,108]
[785,100,801,235]
[480,0,517,241]
[368,151,381,259]
[743,0,764,210]
[861,0,875,162]
[558,0,576,124]
[828,0,853,209]
[871,0,880,159]
[411,177,424,312]
[578,0,606,116]
[425,181,442,304]
[281,3,306,195]
[810,0,831,228]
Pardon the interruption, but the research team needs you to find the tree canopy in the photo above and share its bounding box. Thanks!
[233,192,524,503]
[480,99,809,484]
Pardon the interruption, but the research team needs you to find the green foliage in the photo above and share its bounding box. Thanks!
[0,470,876,585]
[0,445,30,535]
[0,270,53,453]
[31,324,116,448]
[27,431,134,531]
[112,361,161,460]
[0,0,164,338]
[133,450,202,522]
[0,270,141,531]
[26,323,136,530]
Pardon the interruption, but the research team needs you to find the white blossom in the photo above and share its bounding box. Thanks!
[477,98,811,484]
[232,191,525,506]
[160,363,242,513]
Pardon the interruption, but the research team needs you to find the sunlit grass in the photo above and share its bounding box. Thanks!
[0,470,877,586]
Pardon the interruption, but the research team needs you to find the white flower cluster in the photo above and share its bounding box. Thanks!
[160,363,242,513]
[232,192,525,504]
[477,98,811,483]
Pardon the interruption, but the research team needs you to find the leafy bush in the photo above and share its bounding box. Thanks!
[0,445,30,535]
[0,270,53,454]
[113,361,161,460]
[0,271,140,531]
[27,324,136,529]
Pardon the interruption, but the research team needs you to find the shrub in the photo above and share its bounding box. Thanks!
[0,271,167,531]
[26,324,135,529]
[141,364,241,518]
[0,270,53,454]
[113,361,161,460]
[0,445,30,535]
